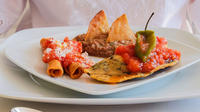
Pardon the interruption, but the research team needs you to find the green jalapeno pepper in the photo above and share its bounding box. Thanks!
[135,12,156,62]
[135,30,156,62]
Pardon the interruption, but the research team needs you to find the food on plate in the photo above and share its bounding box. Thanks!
[84,55,130,83]
[84,12,181,83]
[85,10,109,41]
[85,36,181,83]
[74,10,135,57]
[62,52,93,79]
[40,11,181,84]
[135,30,156,62]
[47,59,64,77]
[64,62,83,79]
[135,13,156,62]
[107,14,136,42]
[40,37,93,78]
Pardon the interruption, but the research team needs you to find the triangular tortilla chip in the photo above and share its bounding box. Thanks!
[107,14,136,42]
[85,10,109,40]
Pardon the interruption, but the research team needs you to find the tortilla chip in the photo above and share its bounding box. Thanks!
[85,10,109,40]
[84,55,179,84]
[107,14,136,43]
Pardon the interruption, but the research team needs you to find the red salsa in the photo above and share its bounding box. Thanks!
[115,37,181,73]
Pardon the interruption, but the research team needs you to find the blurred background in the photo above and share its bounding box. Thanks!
[0,0,199,38]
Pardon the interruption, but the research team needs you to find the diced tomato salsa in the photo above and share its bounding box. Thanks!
[42,37,93,68]
[115,37,181,73]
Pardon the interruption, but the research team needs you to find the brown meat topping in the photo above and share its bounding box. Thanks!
[74,34,133,57]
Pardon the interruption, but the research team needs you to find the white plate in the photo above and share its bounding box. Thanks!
[0,26,200,105]
[4,26,200,95]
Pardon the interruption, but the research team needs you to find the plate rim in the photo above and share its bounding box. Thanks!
[1,90,200,105]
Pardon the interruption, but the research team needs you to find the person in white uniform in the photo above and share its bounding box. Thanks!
[0,0,199,35]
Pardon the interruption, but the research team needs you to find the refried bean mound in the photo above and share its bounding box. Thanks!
[74,34,133,58]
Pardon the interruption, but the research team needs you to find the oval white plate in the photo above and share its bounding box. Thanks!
[0,26,200,105]
[4,26,200,95]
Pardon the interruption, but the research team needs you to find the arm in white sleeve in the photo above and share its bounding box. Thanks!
[188,0,200,34]
[0,0,27,34]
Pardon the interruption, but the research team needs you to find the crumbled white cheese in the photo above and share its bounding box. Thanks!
[54,47,73,58]
[69,41,73,45]
[45,48,52,53]
[63,42,67,48]
[81,52,88,57]
[54,47,61,57]
[60,48,73,57]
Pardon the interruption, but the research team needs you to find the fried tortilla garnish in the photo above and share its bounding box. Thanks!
[107,14,136,43]
[84,55,178,84]
[85,10,109,40]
